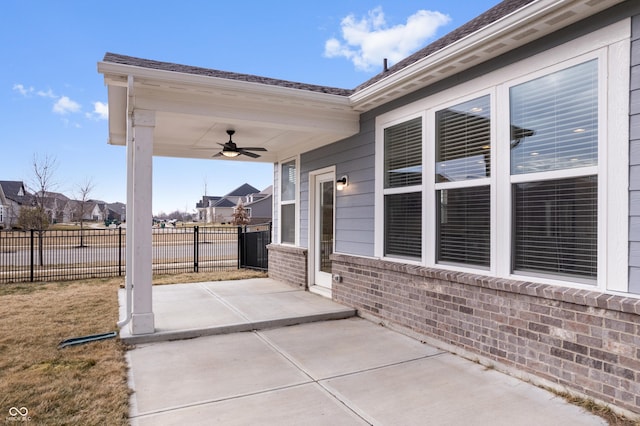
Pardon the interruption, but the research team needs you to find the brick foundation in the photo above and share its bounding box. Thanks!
[332,253,640,418]
[267,244,307,288]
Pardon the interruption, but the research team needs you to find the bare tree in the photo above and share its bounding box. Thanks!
[74,178,95,247]
[24,154,58,266]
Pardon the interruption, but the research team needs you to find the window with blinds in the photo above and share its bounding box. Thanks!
[436,95,491,183]
[513,176,597,279]
[280,159,296,244]
[510,60,598,174]
[383,117,422,260]
[385,192,422,259]
[510,59,598,281]
[435,95,491,267]
[384,117,422,188]
[437,186,490,267]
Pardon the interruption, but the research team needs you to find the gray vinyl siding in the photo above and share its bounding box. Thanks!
[300,120,375,257]
[629,14,640,294]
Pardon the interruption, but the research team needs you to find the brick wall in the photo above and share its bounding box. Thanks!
[267,244,307,288]
[332,253,640,417]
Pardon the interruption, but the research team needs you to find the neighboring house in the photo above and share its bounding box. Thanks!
[196,183,266,224]
[244,185,272,224]
[37,191,71,223]
[0,181,33,229]
[107,202,126,222]
[99,0,640,416]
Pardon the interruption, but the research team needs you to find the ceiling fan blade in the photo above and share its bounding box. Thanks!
[239,149,260,159]
[238,147,267,152]
[212,152,224,157]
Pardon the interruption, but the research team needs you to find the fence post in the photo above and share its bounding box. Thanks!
[118,226,123,276]
[30,229,34,282]
[237,226,243,270]
[194,226,199,272]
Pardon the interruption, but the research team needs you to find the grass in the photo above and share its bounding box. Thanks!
[0,269,266,425]
[544,387,640,426]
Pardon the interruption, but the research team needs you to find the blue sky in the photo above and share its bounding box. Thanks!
[2,0,500,215]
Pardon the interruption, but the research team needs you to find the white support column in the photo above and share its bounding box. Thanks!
[130,109,155,335]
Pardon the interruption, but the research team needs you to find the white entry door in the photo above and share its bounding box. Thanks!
[312,171,335,291]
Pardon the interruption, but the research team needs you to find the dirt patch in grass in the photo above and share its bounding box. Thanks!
[151,269,267,286]
[0,269,267,424]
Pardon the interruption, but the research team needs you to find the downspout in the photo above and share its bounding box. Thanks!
[118,75,135,328]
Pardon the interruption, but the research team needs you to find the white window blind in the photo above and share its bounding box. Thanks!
[385,192,422,259]
[383,117,422,260]
[436,95,491,183]
[384,117,422,188]
[437,186,490,267]
[510,60,598,174]
[513,176,597,279]
[435,95,491,267]
[510,59,598,281]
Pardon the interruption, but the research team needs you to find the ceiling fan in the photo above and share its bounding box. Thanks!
[214,130,267,159]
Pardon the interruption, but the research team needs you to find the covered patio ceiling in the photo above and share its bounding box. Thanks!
[98,54,361,163]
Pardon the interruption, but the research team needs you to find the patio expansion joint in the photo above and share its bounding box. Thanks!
[130,381,315,420]
[197,282,253,323]
[253,330,448,425]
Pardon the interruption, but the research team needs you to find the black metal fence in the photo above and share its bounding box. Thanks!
[0,224,271,284]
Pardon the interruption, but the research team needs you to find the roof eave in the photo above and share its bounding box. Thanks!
[349,0,624,112]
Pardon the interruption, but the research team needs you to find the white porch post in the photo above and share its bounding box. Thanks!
[129,109,155,335]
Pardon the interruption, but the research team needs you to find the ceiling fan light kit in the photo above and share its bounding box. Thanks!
[214,130,267,159]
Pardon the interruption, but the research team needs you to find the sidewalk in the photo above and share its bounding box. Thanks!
[122,280,606,425]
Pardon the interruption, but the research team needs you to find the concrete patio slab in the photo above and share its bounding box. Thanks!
[133,383,369,426]
[322,352,604,425]
[125,283,607,426]
[128,332,310,416]
[119,279,356,344]
[260,317,443,379]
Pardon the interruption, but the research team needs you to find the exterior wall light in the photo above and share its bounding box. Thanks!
[336,176,348,191]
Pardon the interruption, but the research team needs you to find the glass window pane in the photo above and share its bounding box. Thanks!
[513,176,597,280]
[510,60,598,174]
[281,160,296,201]
[384,192,421,259]
[384,117,422,188]
[437,186,490,267]
[281,204,295,244]
[436,96,491,183]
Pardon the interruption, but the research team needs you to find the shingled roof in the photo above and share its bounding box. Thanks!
[103,52,354,97]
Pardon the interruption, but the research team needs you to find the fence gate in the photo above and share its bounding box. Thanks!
[239,223,271,271]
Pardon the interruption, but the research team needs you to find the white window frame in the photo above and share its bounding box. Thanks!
[428,90,497,273]
[375,112,425,264]
[278,156,299,245]
[374,20,630,292]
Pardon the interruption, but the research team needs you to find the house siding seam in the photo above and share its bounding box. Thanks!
[331,253,640,416]
[266,244,307,288]
[629,14,640,294]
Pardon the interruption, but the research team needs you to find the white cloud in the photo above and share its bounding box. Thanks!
[13,83,34,96]
[86,101,108,120]
[53,96,81,115]
[37,89,56,98]
[324,7,450,72]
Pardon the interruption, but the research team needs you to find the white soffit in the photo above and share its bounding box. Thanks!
[98,61,359,162]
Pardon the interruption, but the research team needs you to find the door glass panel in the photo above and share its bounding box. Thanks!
[319,180,334,274]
